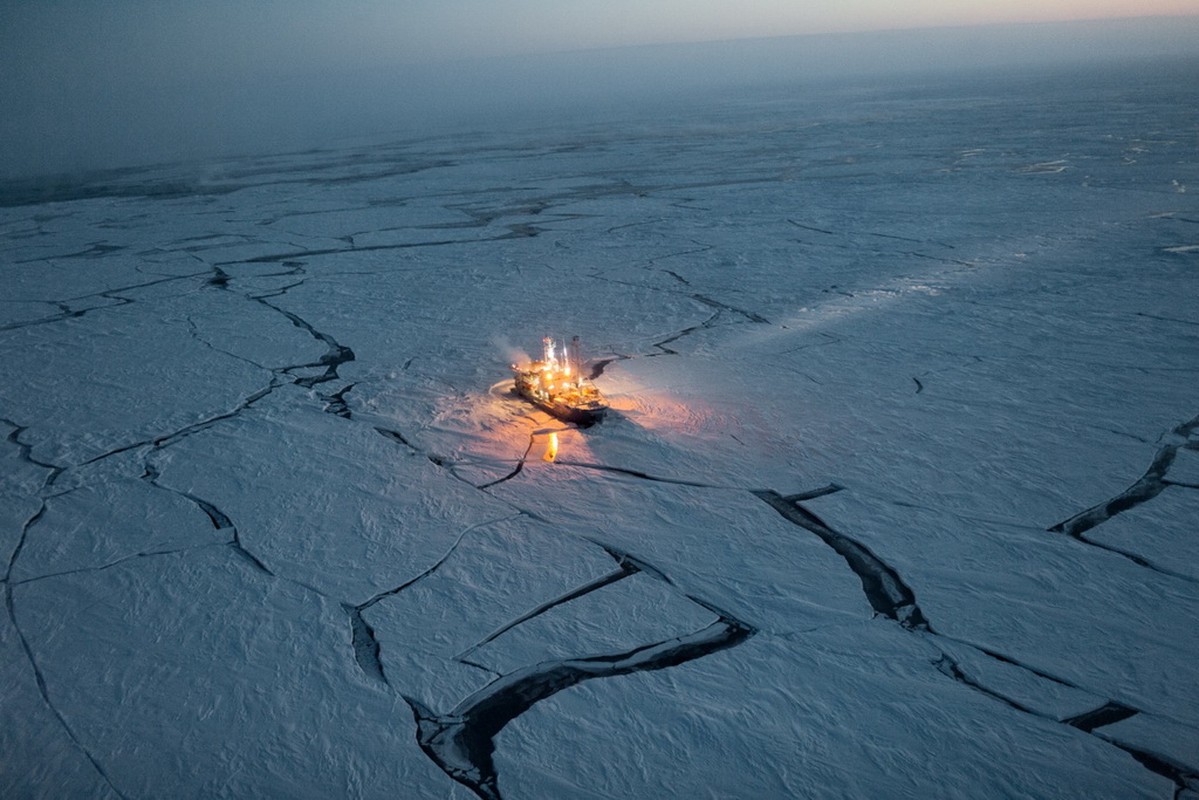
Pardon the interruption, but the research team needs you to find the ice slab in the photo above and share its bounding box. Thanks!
[9,476,229,583]
[153,390,513,603]
[10,547,448,799]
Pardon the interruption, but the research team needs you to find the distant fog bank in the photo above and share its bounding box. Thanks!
[2,15,1197,182]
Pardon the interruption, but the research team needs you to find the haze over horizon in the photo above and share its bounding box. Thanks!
[2,4,1198,180]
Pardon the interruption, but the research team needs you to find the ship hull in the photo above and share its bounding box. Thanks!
[514,382,607,426]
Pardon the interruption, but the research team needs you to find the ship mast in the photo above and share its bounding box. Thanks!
[569,336,583,388]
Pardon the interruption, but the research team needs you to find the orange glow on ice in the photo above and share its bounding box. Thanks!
[544,432,559,462]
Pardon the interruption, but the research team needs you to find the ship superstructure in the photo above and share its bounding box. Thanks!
[511,336,608,425]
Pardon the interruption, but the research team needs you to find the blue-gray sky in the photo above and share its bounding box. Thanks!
[2,3,1198,179]
[6,1,1197,72]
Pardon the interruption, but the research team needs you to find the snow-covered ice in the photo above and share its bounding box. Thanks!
[2,61,1197,798]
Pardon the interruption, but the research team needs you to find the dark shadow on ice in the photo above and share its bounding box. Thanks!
[934,653,1037,715]
[1,419,63,491]
[553,459,717,488]
[477,435,535,490]
[374,426,418,451]
[455,563,640,664]
[206,267,230,288]
[346,606,388,684]
[1049,413,1199,582]
[931,651,1198,790]
[586,355,629,381]
[1063,701,1138,733]
[1050,413,1199,537]
[754,489,930,630]
[782,483,844,503]
[320,383,356,419]
[140,463,272,576]
[691,292,770,324]
[141,464,232,529]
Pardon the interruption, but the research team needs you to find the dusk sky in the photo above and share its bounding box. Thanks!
[5,1,1199,72]
[2,2,1198,178]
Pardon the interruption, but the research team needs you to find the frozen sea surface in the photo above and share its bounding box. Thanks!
[2,60,1198,798]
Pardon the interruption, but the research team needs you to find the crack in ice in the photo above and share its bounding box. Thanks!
[758,485,1198,791]
[1049,413,1199,581]
[406,613,753,800]
[400,534,755,799]
[754,489,930,630]
[344,517,516,685]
